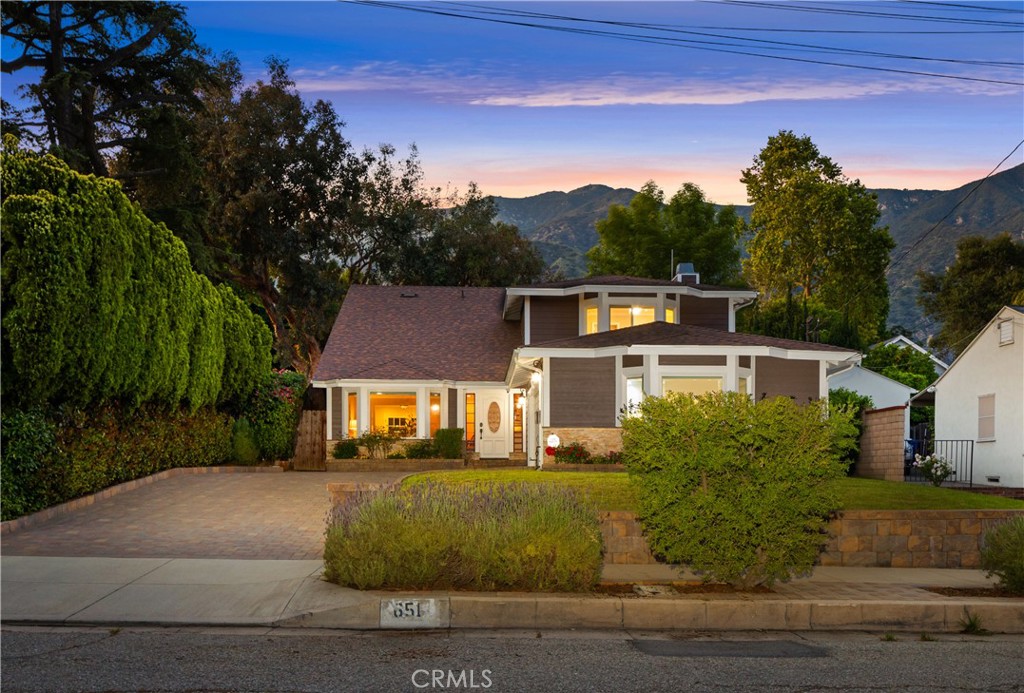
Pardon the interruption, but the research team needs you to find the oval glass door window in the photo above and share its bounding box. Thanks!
[487,401,501,433]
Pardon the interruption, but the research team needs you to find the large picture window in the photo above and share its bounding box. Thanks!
[610,305,656,330]
[662,376,723,397]
[370,392,417,437]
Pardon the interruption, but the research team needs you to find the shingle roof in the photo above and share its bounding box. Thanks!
[511,275,744,292]
[527,321,858,353]
[313,285,521,383]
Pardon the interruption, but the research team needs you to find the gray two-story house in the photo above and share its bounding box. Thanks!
[312,274,859,466]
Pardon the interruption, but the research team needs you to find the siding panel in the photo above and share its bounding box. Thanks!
[550,357,617,427]
[659,355,726,366]
[678,296,729,330]
[530,296,580,344]
[331,388,345,439]
[447,389,459,429]
[754,357,820,403]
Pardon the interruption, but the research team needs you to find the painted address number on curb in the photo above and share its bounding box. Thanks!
[381,598,441,628]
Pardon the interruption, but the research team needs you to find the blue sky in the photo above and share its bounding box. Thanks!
[7,1,1024,203]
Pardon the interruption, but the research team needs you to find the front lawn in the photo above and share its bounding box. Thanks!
[403,470,1024,512]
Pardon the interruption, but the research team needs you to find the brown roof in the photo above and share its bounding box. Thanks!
[313,285,521,382]
[512,274,746,292]
[528,321,858,353]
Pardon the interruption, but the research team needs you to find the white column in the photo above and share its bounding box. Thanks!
[524,297,532,345]
[358,388,370,436]
[416,386,428,439]
[541,357,551,427]
[325,386,334,440]
[728,299,736,333]
[614,354,624,420]
[643,354,657,396]
[725,355,738,392]
[819,361,829,401]
[597,294,609,332]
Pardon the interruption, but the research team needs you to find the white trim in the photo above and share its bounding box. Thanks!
[515,343,858,363]
[325,385,334,440]
[542,356,551,427]
[819,360,828,401]
[725,355,738,392]
[523,296,531,345]
[614,354,624,417]
[506,284,757,301]
[357,388,369,436]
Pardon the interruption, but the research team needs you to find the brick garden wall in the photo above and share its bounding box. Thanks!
[601,509,1024,569]
[857,406,906,482]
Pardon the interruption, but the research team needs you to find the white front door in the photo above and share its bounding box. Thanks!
[476,389,509,459]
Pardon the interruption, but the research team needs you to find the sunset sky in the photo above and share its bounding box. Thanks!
[6,1,1023,203]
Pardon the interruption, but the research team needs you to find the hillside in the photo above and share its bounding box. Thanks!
[494,164,1024,337]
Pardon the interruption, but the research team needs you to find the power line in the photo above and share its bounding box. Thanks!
[348,1,1024,86]
[704,0,1024,27]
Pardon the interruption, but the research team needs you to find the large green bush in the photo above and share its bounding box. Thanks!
[622,392,855,589]
[980,517,1024,594]
[433,428,464,459]
[1,141,271,412]
[0,405,233,520]
[245,370,306,461]
[324,482,602,591]
[829,387,874,464]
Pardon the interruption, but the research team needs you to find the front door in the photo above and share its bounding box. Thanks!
[476,390,509,459]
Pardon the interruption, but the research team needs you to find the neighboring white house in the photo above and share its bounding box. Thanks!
[828,364,918,440]
[928,306,1024,490]
[872,334,950,376]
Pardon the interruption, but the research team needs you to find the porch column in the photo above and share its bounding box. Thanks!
[416,386,428,439]
[725,355,738,392]
[358,388,370,437]
[325,386,334,440]
[819,361,829,401]
[643,354,657,396]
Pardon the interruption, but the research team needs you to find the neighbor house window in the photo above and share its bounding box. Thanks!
[370,392,417,437]
[662,376,723,397]
[347,392,358,438]
[610,305,656,331]
[998,319,1014,346]
[978,394,995,441]
[465,393,476,452]
[429,392,441,436]
[585,306,599,334]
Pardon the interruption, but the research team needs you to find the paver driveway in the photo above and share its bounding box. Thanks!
[1,471,407,560]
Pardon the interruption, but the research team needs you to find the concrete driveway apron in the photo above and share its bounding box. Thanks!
[1,471,407,560]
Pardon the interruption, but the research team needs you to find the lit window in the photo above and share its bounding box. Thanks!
[610,305,656,331]
[465,393,476,452]
[347,392,358,438]
[586,306,599,334]
[665,307,676,324]
[370,392,417,437]
[978,394,995,440]
[663,376,723,397]
[738,377,749,396]
[429,392,441,436]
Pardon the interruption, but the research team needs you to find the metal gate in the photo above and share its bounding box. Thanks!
[291,410,327,471]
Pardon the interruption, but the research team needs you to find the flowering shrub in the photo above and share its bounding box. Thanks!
[245,370,306,461]
[358,428,400,459]
[914,453,955,487]
[554,441,592,464]
[323,481,602,590]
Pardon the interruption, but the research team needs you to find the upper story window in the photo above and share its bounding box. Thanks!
[586,306,598,335]
[610,305,655,331]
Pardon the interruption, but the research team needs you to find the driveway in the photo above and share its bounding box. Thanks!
[0,471,408,560]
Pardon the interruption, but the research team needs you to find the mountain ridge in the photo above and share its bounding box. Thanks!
[493,164,1024,339]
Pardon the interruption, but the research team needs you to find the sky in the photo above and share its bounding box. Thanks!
[6,1,1024,204]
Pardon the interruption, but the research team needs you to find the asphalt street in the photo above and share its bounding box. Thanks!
[3,627,1022,692]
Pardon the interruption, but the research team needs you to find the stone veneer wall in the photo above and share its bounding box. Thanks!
[857,406,906,482]
[601,509,1024,568]
[543,427,623,465]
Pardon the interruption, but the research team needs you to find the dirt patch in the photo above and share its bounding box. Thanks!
[596,582,773,596]
[924,587,1024,599]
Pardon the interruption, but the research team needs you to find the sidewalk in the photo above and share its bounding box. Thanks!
[3,555,1021,634]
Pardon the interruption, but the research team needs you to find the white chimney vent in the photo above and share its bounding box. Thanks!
[672,262,700,285]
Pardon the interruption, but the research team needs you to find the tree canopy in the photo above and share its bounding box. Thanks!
[862,343,939,391]
[917,233,1024,357]
[740,131,894,348]
[587,181,742,284]
[1,1,218,176]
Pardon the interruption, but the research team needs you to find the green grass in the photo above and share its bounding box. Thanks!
[403,470,1024,512]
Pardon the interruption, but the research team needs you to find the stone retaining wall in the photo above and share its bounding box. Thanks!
[600,509,1024,568]
[820,509,1024,568]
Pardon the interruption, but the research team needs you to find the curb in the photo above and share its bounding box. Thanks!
[0,465,283,536]
[274,594,1024,634]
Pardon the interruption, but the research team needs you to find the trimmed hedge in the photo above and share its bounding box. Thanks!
[0,405,233,521]
[1,139,271,412]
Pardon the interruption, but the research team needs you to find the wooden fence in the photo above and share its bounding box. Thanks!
[291,410,326,471]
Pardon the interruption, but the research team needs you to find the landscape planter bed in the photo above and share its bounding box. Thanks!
[543,463,626,473]
[326,458,520,472]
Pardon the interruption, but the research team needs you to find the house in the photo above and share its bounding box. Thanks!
[827,364,918,440]
[922,306,1024,491]
[311,274,861,466]
[872,334,949,376]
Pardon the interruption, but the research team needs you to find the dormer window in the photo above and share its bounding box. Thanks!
[610,305,655,331]
[582,296,678,335]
